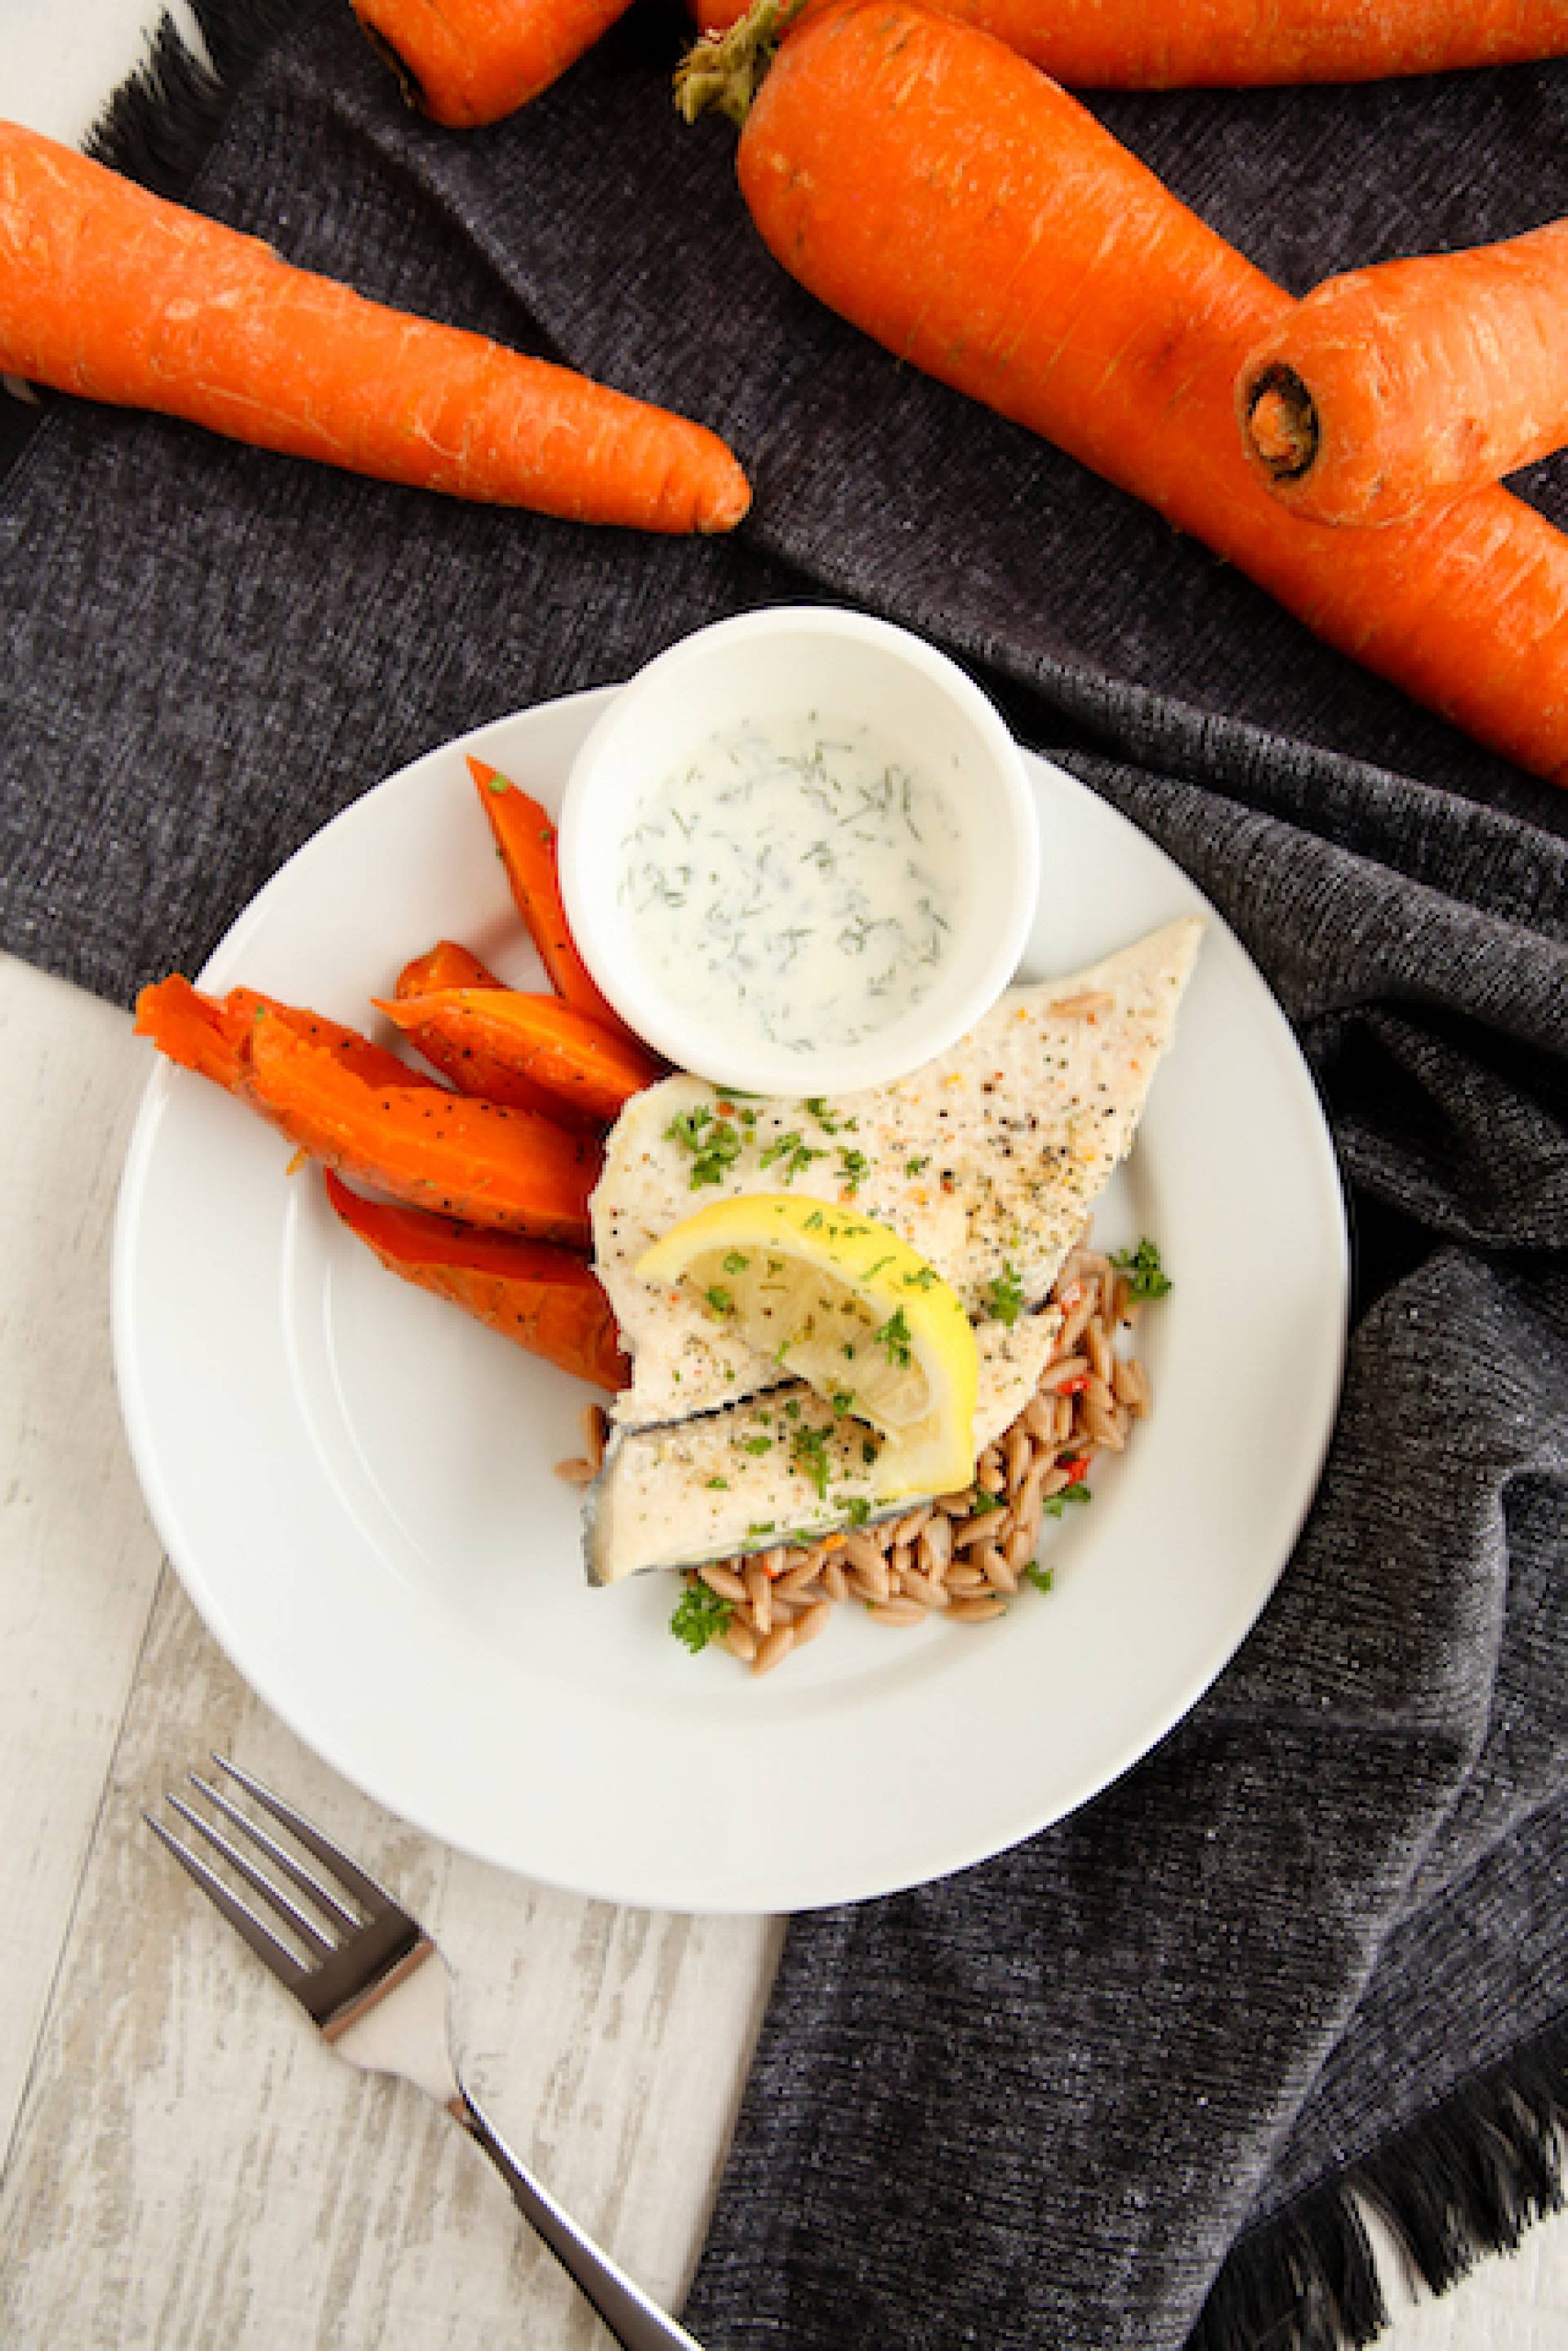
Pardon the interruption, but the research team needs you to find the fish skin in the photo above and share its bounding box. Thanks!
[592,917,1203,1434]
[583,1307,1060,1584]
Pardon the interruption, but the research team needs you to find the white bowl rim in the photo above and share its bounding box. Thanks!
[556,605,1040,1097]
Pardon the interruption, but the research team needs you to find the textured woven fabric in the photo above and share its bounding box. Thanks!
[2,6,1565,2344]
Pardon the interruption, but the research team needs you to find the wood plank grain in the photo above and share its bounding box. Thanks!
[0,1564,780,2346]
[0,959,167,2150]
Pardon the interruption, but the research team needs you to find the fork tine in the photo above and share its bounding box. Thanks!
[145,1812,309,1987]
[165,1793,338,1956]
[189,1773,360,1931]
[212,1755,405,1919]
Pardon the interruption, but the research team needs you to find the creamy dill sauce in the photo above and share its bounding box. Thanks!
[616,715,968,1055]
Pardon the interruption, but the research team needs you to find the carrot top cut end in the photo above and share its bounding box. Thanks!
[1244,365,1319,482]
[675,0,807,124]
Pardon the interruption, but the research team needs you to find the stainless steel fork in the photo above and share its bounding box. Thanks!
[146,1755,704,2351]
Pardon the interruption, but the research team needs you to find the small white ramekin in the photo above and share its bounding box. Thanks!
[557,607,1039,1096]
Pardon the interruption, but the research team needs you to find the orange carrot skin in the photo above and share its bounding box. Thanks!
[1238,221,1568,526]
[469,758,636,1037]
[736,0,1568,784]
[397,942,506,997]
[323,1171,630,1389]
[691,0,1568,82]
[390,939,599,1123]
[240,1017,601,1242]
[352,0,638,126]
[378,988,662,1121]
[136,975,435,1095]
[0,124,750,535]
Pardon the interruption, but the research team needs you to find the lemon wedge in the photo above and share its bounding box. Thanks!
[635,1193,980,1498]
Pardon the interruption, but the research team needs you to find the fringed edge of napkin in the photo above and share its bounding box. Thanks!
[0,0,318,488]
[85,0,318,194]
[1190,2009,1568,2351]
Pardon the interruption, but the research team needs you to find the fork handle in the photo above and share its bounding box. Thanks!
[450,2088,706,2350]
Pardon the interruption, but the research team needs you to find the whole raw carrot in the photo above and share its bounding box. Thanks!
[688,0,1568,83]
[323,1171,630,1388]
[240,1016,601,1240]
[135,976,436,1095]
[685,0,1568,783]
[353,0,636,125]
[0,123,750,534]
[470,758,635,1035]
[377,987,663,1120]
[1238,220,1568,525]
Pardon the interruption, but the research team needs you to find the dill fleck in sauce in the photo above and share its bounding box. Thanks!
[617,714,968,1055]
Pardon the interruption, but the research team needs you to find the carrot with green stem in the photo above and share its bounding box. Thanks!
[1238,219,1568,526]
[352,0,637,126]
[680,0,1568,785]
[324,1171,630,1389]
[377,987,663,1121]
[0,123,750,534]
[686,0,1568,84]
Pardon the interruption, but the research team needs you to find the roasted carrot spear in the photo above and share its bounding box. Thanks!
[1238,219,1568,526]
[469,759,639,1039]
[237,1016,601,1241]
[398,943,506,999]
[0,123,750,534]
[688,0,1568,83]
[681,0,1568,784]
[377,988,662,1122]
[324,1171,630,1389]
[352,0,637,126]
[135,976,435,1095]
[390,939,599,1123]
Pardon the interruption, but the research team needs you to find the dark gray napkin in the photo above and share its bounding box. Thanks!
[2,4,1565,2344]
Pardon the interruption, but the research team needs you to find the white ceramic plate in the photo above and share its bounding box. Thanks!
[113,686,1348,1916]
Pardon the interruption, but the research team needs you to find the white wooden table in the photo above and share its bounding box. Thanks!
[1,12,1565,2346]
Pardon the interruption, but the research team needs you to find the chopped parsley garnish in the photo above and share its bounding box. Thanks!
[874,1305,912,1367]
[862,1438,878,1465]
[804,1096,844,1133]
[840,1495,872,1526]
[830,1390,857,1417]
[969,1488,1004,1515]
[902,1266,938,1291]
[666,1105,711,1149]
[722,1251,751,1274]
[666,1105,744,1189]
[987,1260,1026,1327]
[747,1521,776,1538]
[705,1284,735,1316]
[791,1423,831,1498]
[1109,1239,1172,1301]
[1043,1481,1092,1519]
[1024,1562,1055,1594]
[760,1131,826,1184]
[705,1475,729,1489]
[741,1434,773,1455]
[837,1147,871,1192]
[905,1156,929,1177]
[670,1585,732,1654]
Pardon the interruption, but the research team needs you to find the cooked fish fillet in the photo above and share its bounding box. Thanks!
[585,1310,1060,1584]
[593,917,1202,1434]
